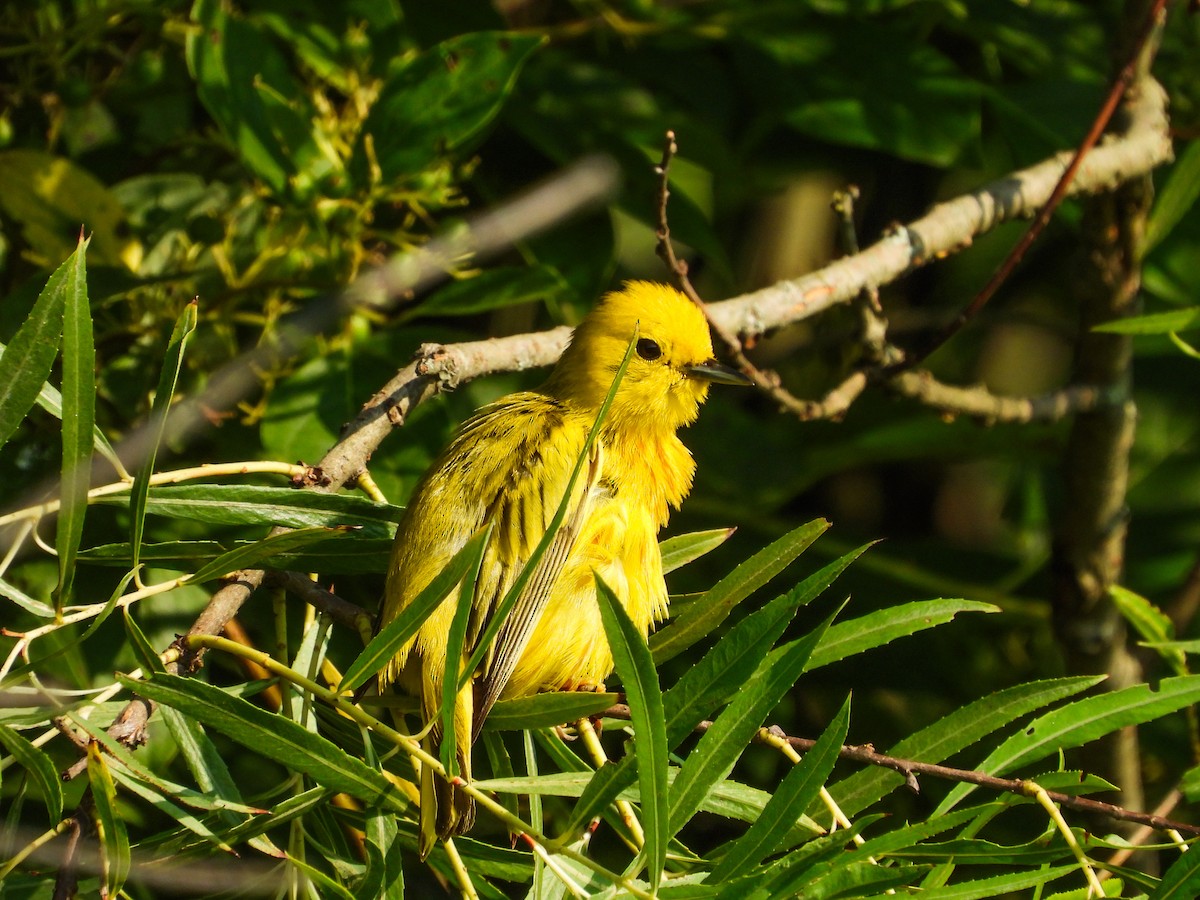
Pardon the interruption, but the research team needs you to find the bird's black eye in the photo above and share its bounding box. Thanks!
[636,338,662,361]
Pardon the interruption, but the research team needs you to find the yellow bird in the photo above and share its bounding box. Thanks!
[378,281,748,856]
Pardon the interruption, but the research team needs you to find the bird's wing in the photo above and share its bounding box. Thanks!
[471,440,603,735]
[428,396,599,736]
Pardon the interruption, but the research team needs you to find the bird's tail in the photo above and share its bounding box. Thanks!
[417,688,477,860]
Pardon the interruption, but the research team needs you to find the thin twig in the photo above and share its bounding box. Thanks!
[597,703,1200,838]
[898,0,1172,369]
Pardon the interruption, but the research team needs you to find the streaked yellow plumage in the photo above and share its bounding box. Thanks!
[378,281,747,856]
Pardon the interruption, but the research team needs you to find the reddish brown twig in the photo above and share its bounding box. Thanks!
[898,0,1173,369]
[598,703,1200,837]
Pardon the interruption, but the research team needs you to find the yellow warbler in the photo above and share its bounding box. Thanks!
[378,281,748,856]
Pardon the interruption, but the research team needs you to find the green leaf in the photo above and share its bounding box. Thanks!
[78,537,395,575]
[1092,308,1200,335]
[96,483,404,529]
[119,673,409,812]
[938,675,1200,814]
[651,518,829,663]
[441,525,489,777]
[857,864,1077,899]
[363,32,543,180]
[594,573,668,894]
[0,150,129,266]
[0,725,64,824]
[1112,584,1187,676]
[87,742,130,898]
[1152,837,1200,900]
[188,0,310,194]
[711,694,851,882]
[832,676,1104,818]
[1145,139,1200,254]
[660,528,736,575]
[565,543,862,839]
[483,691,619,732]
[107,765,237,854]
[0,341,123,476]
[666,544,867,748]
[123,607,167,675]
[0,576,56,618]
[55,236,93,613]
[188,526,357,584]
[805,599,997,671]
[340,526,492,694]
[130,300,197,578]
[749,23,980,166]
[667,611,833,839]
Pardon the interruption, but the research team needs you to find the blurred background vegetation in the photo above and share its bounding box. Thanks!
[2,0,1200,895]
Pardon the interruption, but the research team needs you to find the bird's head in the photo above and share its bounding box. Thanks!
[549,281,749,432]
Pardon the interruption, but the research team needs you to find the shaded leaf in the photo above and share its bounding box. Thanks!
[938,675,1200,814]
[119,673,409,812]
[483,691,619,732]
[87,742,130,898]
[652,518,829,663]
[130,300,197,577]
[0,725,64,824]
[595,573,668,894]
[805,599,997,671]
[55,237,93,612]
[660,528,736,575]
[710,694,851,882]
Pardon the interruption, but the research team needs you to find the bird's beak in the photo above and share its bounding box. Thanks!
[685,359,753,386]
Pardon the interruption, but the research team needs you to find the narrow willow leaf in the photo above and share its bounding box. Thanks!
[660,528,735,575]
[55,237,93,614]
[0,251,71,450]
[108,765,236,854]
[1112,584,1187,676]
[889,835,1090,865]
[665,544,868,747]
[360,728,405,899]
[87,742,130,898]
[805,599,997,671]
[651,518,829,663]
[0,341,122,475]
[188,525,356,584]
[96,483,404,529]
[855,864,1076,899]
[340,527,492,694]
[131,300,197,578]
[79,536,394,574]
[937,675,1200,814]
[831,676,1104,817]
[441,527,489,776]
[0,576,57,618]
[1152,839,1200,900]
[1091,307,1200,336]
[1144,139,1200,255]
[667,610,833,839]
[285,853,358,900]
[0,725,63,823]
[594,573,668,894]
[120,673,408,812]
[75,710,263,815]
[856,804,1003,858]
[711,695,851,882]
[483,691,619,732]
[123,607,167,675]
